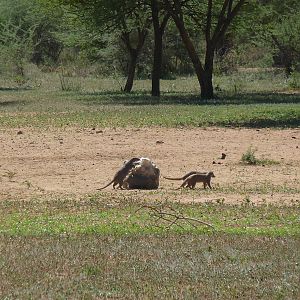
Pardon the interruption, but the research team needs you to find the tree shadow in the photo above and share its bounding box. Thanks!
[0,100,27,107]
[237,118,300,128]
[217,117,300,128]
[77,91,300,106]
[0,86,32,92]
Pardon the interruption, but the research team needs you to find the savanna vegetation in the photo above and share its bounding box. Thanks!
[0,0,299,298]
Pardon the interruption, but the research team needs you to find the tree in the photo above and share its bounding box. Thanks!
[150,0,170,97]
[110,1,151,92]
[265,1,300,74]
[163,0,247,99]
[0,20,35,78]
[271,14,300,75]
[48,0,172,96]
[226,0,300,75]
[0,0,63,77]
[121,27,149,92]
[56,0,150,92]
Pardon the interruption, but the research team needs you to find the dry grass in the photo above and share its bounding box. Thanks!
[0,198,299,298]
[0,234,299,299]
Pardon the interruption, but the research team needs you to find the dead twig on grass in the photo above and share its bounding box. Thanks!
[135,205,214,230]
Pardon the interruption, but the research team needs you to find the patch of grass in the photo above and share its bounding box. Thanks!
[0,234,299,299]
[59,73,83,92]
[2,170,17,181]
[0,102,299,128]
[241,146,259,165]
[241,146,280,165]
[288,71,300,89]
[0,73,299,128]
[0,198,299,236]
[172,181,299,196]
[0,195,299,298]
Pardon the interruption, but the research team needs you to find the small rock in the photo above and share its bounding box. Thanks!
[292,136,296,139]
[156,140,164,144]
[17,130,23,135]
[96,130,103,134]
[213,161,216,164]
[221,153,226,159]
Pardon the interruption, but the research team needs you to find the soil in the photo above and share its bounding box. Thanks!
[0,127,299,204]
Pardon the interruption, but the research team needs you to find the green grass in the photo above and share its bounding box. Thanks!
[0,197,299,236]
[0,71,299,128]
[241,146,281,165]
[0,98,299,128]
[0,198,299,298]
[215,181,300,195]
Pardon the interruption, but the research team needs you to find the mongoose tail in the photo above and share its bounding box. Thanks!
[96,179,115,190]
[163,176,186,181]
[163,171,205,181]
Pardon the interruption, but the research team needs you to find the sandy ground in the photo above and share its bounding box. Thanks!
[0,127,299,204]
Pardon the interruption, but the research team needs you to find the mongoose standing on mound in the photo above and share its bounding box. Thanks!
[97,157,140,190]
[163,171,206,181]
[176,171,215,189]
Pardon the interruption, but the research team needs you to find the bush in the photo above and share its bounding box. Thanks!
[288,72,300,89]
[241,146,280,166]
[241,146,259,165]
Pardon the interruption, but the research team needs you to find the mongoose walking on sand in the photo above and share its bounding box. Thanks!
[176,171,215,189]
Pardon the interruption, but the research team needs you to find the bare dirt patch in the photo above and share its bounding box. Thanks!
[0,127,299,204]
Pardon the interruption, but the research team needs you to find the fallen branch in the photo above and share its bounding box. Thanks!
[135,205,214,230]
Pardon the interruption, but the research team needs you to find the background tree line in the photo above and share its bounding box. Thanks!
[0,0,299,98]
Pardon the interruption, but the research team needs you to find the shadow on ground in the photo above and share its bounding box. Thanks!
[76,91,300,106]
[0,99,27,108]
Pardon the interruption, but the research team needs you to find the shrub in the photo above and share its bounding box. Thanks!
[288,71,300,89]
[241,146,280,166]
[241,146,259,165]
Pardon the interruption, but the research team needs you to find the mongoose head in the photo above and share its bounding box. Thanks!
[208,171,215,177]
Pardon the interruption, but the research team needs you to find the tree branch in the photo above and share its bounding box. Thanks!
[212,0,246,47]
[205,0,213,43]
[136,205,215,229]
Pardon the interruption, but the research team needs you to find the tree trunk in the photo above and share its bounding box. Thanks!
[152,30,163,97]
[151,0,170,98]
[202,46,215,99]
[151,0,162,97]
[171,15,205,95]
[121,29,148,93]
[172,15,215,99]
[200,70,214,99]
[124,50,138,93]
